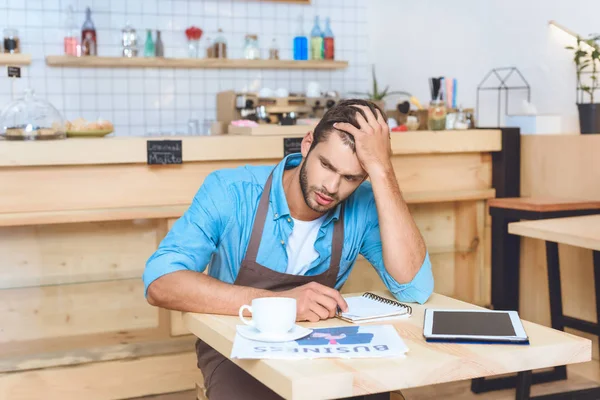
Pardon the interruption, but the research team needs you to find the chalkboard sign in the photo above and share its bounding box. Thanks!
[147,140,183,165]
[283,137,302,156]
[7,66,20,78]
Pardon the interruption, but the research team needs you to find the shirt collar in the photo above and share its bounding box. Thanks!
[270,153,342,224]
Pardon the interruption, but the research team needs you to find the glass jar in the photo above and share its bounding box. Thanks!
[213,29,227,59]
[268,38,279,60]
[454,107,469,130]
[205,36,214,58]
[0,89,66,140]
[244,34,260,60]
[4,28,20,54]
[427,100,447,131]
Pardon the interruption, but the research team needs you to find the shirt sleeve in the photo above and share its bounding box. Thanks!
[142,171,233,296]
[359,198,434,305]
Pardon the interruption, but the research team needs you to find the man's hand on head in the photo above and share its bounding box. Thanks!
[333,105,392,177]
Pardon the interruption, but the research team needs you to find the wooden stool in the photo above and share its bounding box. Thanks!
[472,197,600,395]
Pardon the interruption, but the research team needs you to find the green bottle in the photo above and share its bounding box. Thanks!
[310,16,323,60]
[144,29,155,57]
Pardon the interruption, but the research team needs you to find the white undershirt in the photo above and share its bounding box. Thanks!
[285,214,327,275]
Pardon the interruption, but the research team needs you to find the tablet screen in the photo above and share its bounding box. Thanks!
[432,311,516,336]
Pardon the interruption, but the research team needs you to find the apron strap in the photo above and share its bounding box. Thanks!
[329,203,345,271]
[244,172,274,263]
[244,170,346,275]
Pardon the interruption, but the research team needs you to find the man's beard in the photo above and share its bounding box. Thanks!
[299,161,339,213]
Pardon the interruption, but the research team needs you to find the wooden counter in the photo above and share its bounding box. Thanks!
[0,129,501,399]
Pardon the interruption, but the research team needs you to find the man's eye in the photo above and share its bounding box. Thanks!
[345,176,356,182]
[320,160,328,169]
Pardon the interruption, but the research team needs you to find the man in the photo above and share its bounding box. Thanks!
[143,99,433,399]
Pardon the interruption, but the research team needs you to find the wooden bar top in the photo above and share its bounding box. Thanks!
[183,292,591,400]
[508,214,600,251]
[0,129,501,167]
[488,197,600,212]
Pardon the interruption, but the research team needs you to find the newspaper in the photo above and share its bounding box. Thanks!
[230,324,409,360]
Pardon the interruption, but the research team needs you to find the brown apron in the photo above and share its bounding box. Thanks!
[195,171,345,400]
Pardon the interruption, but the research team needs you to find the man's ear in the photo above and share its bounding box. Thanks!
[301,131,314,157]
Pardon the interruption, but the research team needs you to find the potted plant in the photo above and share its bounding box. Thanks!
[351,65,410,111]
[566,34,600,133]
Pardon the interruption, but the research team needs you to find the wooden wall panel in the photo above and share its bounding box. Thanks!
[0,279,157,342]
[0,160,277,214]
[391,153,492,194]
[0,352,197,400]
[408,203,456,252]
[0,153,490,214]
[0,220,159,289]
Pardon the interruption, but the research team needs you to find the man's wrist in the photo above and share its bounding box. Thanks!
[366,160,394,181]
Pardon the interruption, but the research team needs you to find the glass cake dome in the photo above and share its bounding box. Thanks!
[0,89,66,140]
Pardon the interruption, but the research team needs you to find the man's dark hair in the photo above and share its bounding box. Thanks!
[309,99,387,153]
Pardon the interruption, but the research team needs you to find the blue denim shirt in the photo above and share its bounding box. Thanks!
[143,153,434,304]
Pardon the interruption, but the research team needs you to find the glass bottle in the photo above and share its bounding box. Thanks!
[64,5,78,56]
[81,7,97,55]
[269,38,279,60]
[427,100,447,131]
[82,31,96,56]
[213,28,227,59]
[323,17,334,60]
[121,22,138,57]
[244,34,260,60]
[144,29,155,57]
[3,28,20,54]
[155,30,164,57]
[310,16,323,60]
[205,36,214,58]
[293,15,308,61]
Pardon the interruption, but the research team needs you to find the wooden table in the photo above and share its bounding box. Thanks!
[508,214,600,399]
[479,199,600,395]
[183,292,591,400]
[508,214,600,252]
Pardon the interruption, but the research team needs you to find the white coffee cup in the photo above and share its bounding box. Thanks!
[239,297,297,335]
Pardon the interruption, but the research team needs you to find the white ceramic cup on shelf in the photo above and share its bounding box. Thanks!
[238,297,297,335]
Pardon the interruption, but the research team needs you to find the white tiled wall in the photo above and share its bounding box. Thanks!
[0,0,370,136]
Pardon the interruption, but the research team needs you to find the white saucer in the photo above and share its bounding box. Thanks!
[236,324,313,343]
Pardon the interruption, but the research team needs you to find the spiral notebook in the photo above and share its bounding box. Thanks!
[338,292,412,323]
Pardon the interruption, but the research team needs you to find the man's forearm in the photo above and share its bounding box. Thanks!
[369,164,427,283]
[146,270,274,314]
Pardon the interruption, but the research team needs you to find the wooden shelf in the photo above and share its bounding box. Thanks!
[45,55,348,70]
[0,53,31,65]
[0,205,188,227]
[404,189,496,204]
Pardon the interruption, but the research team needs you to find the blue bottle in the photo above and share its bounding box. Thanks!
[293,15,308,60]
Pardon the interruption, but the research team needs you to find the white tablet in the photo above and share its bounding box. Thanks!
[423,309,529,344]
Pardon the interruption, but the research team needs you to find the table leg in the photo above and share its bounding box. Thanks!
[516,371,532,400]
[491,215,521,311]
[594,251,600,338]
[545,242,568,380]
[472,214,521,394]
[356,394,392,400]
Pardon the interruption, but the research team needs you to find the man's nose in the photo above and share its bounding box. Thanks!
[323,174,340,195]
